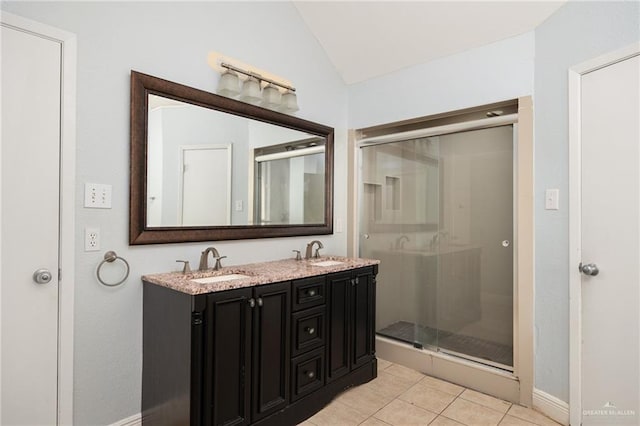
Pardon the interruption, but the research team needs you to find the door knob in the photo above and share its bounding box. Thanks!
[33,268,53,284]
[579,263,599,276]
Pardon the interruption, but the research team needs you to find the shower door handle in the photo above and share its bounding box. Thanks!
[579,262,599,276]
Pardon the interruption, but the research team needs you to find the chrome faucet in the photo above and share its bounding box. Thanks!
[199,247,225,271]
[395,235,410,250]
[429,231,449,251]
[305,240,324,260]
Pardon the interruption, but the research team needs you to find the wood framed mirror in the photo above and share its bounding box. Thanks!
[130,71,334,245]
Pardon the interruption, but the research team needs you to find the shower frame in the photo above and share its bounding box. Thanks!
[347,97,534,406]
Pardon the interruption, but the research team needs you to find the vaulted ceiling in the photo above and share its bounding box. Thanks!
[293,1,566,84]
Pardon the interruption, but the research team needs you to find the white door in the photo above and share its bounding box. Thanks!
[180,145,231,226]
[579,54,639,425]
[1,24,62,424]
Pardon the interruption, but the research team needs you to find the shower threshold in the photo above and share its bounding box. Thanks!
[377,320,513,371]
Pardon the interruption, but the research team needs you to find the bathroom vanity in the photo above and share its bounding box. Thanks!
[141,256,378,426]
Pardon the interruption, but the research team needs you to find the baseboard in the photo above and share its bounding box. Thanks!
[533,388,569,425]
[109,413,142,426]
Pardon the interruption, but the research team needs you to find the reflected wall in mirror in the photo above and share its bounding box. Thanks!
[254,138,326,225]
[130,71,334,244]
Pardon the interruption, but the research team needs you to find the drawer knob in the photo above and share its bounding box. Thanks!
[307,289,316,297]
[306,371,315,379]
[305,327,315,335]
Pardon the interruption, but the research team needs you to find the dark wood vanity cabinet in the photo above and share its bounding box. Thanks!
[204,282,290,426]
[142,265,377,426]
[326,267,376,383]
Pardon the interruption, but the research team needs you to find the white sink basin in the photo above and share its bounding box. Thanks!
[311,260,345,267]
[191,274,250,284]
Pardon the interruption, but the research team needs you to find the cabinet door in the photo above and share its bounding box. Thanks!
[252,282,291,421]
[326,271,352,383]
[205,288,252,426]
[351,268,375,369]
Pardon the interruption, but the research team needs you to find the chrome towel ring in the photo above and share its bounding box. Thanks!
[97,250,130,287]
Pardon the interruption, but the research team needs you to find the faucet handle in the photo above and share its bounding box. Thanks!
[292,250,302,261]
[176,260,191,274]
[214,256,227,271]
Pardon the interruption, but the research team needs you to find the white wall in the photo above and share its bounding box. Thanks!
[348,32,534,129]
[533,0,640,403]
[0,2,347,424]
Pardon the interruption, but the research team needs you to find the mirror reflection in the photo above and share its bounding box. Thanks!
[254,138,325,225]
[146,94,325,228]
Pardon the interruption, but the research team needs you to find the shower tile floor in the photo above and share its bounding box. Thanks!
[378,321,513,367]
[300,358,561,426]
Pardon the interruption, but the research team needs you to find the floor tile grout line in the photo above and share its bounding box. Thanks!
[442,392,461,413]
[363,387,417,424]
[457,391,513,416]
[339,375,412,423]
[366,380,442,425]
[496,410,509,426]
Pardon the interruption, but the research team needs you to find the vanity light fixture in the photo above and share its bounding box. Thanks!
[239,75,262,105]
[217,62,299,113]
[261,83,281,109]
[216,69,241,97]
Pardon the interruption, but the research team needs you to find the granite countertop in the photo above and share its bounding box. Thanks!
[142,255,380,295]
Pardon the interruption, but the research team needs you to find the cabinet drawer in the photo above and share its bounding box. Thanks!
[291,348,325,401]
[292,306,325,357]
[292,277,325,312]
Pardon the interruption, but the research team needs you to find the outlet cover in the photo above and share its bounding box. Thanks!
[84,183,112,209]
[85,227,100,252]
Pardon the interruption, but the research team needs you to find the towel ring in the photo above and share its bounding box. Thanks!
[97,250,130,287]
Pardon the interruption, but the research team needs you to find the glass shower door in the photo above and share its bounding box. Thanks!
[359,138,440,350]
[434,126,514,369]
[359,125,514,370]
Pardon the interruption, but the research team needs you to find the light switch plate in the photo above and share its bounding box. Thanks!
[545,189,559,210]
[84,183,112,209]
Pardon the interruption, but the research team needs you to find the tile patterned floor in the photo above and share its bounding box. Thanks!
[299,358,561,426]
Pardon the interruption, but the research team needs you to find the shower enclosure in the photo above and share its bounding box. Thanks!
[359,125,514,370]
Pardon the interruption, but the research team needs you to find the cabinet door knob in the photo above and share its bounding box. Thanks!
[305,327,315,335]
[306,371,315,379]
[248,298,256,308]
[308,289,316,297]
[257,297,263,307]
